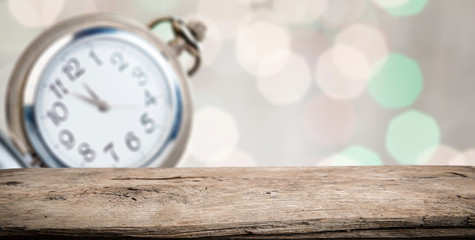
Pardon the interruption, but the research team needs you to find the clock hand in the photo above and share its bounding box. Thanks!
[72,92,110,112]
[80,82,110,112]
[82,82,102,101]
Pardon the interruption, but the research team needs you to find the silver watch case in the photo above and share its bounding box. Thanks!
[6,14,193,168]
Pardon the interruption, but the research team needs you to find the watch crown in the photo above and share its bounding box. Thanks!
[187,21,206,42]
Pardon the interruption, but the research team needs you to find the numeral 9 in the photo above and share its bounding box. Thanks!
[59,130,75,150]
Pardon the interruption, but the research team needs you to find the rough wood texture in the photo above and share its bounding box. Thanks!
[0,166,474,239]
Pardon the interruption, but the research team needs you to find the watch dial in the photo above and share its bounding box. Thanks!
[33,30,177,167]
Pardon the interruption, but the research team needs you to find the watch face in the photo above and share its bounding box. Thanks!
[27,28,181,167]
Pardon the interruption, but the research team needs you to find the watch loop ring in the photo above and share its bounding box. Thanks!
[148,17,206,76]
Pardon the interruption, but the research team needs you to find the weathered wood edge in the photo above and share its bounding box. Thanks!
[0,166,474,239]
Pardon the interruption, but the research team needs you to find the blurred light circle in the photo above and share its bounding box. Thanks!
[150,21,175,43]
[316,45,371,100]
[291,27,332,58]
[341,145,383,165]
[369,53,423,108]
[205,149,257,167]
[449,149,475,166]
[257,51,311,105]
[317,154,361,166]
[336,24,389,66]
[317,145,382,166]
[238,0,269,5]
[417,144,460,165]
[184,15,223,68]
[386,110,440,165]
[0,5,41,54]
[94,0,139,17]
[272,0,328,25]
[189,107,239,162]
[372,0,409,8]
[137,0,179,14]
[332,45,371,79]
[238,9,284,29]
[9,0,65,28]
[197,0,251,39]
[80,0,99,13]
[236,19,291,75]
[60,0,98,15]
[372,0,429,16]
[320,0,368,30]
[302,95,357,146]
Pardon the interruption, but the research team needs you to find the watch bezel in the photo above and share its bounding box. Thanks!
[6,14,192,168]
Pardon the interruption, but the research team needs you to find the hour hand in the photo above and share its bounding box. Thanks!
[82,82,101,101]
[72,92,109,112]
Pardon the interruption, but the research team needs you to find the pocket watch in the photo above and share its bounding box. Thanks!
[2,14,205,168]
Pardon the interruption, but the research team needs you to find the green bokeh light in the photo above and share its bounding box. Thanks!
[150,21,175,43]
[136,0,180,14]
[341,145,383,166]
[326,146,383,166]
[386,110,440,165]
[369,53,423,109]
[374,0,429,16]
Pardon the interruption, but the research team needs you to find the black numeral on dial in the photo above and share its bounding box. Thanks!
[140,113,156,134]
[78,143,96,162]
[132,67,148,86]
[47,102,68,126]
[110,52,129,72]
[103,142,119,162]
[144,90,157,107]
[125,132,141,152]
[63,58,85,81]
[59,129,75,150]
[50,79,68,99]
[89,49,102,66]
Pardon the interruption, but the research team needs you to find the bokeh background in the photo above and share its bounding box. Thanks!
[1,0,474,167]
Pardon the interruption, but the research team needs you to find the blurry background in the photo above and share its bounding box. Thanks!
[0,0,474,167]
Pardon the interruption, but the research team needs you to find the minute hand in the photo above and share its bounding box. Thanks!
[78,83,110,112]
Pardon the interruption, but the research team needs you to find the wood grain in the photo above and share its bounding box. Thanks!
[0,166,474,239]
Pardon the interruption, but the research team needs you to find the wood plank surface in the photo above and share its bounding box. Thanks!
[0,166,474,239]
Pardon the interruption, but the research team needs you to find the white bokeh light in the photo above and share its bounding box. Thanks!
[185,15,223,68]
[238,0,269,5]
[9,0,65,28]
[257,51,311,105]
[336,24,389,66]
[417,144,460,165]
[317,154,361,166]
[204,148,257,167]
[272,0,328,25]
[449,149,475,166]
[197,0,251,39]
[189,107,240,162]
[372,0,409,9]
[302,95,357,146]
[237,9,285,30]
[320,0,368,30]
[316,45,371,100]
[236,19,291,75]
[332,45,371,79]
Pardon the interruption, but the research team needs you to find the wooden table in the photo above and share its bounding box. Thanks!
[1,166,474,239]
